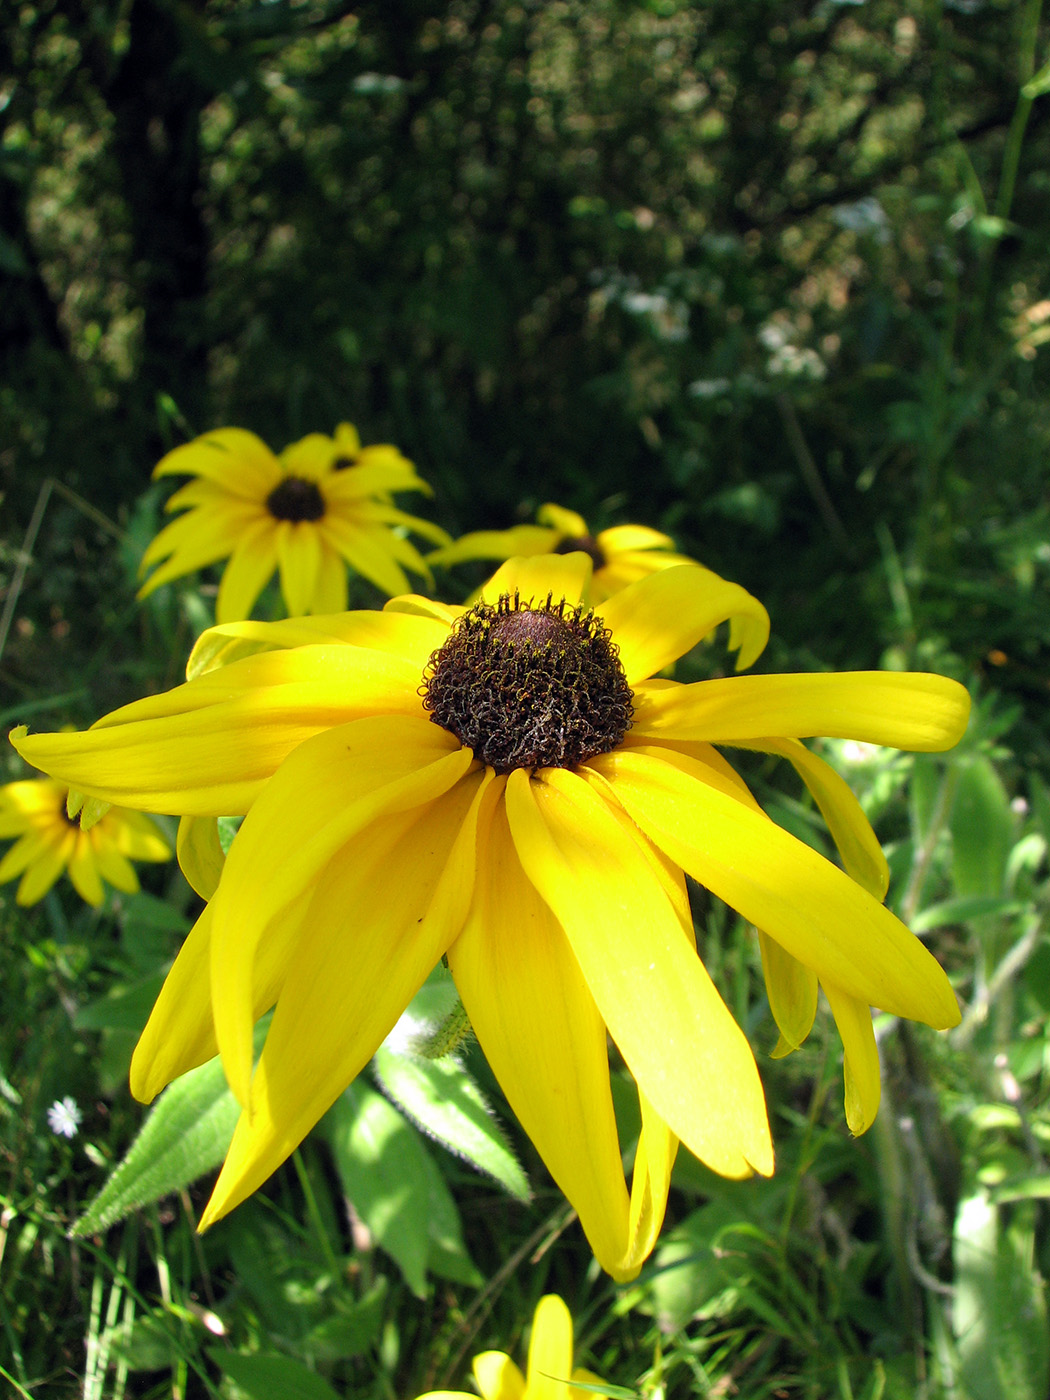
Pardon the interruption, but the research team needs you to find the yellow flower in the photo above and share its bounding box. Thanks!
[11,556,969,1278]
[415,1293,604,1400]
[0,775,170,907]
[428,502,698,602]
[138,423,450,621]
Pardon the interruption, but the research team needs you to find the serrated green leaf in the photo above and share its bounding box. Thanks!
[323,1082,479,1297]
[953,1190,1049,1400]
[73,1026,265,1235]
[206,1349,343,1400]
[373,1046,530,1203]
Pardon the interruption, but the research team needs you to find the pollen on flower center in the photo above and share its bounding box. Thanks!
[421,593,633,773]
[553,533,606,571]
[266,476,326,523]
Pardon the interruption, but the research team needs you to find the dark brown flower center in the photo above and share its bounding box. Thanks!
[331,455,357,471]
[266,476,326,522]
[421,593,633,774]
[553,533,606,571]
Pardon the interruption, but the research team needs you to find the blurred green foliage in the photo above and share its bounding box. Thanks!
[4,0,1050,686]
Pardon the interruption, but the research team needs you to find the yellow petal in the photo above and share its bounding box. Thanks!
[506,767,773,1180]
[536,503,589,537]
[154,429,281,494]
[745,737,888,899]
[187,609,446,680]
[758,930,817,1053]
[592,748,960,1028]
[16,840,70,905]
[199,765,490,1226]
[595,565,770,683]
[526,1295,574,1400]
[215,520,279,624]
[822,981,881,1134]
[427,525,558,568]
[319,515,412,597]
[209,717,472,1107]
[631,671,971,752]
[625,1092,679,1276]
[10,645,426,815]
[91,841,140,894]
[595,523,677,553]
[446,790,634,1277]
[67,841,106,906]
[479,553,593,608]
[310,546,349,615]
[275,522,323,617]
[473,1352,526,1400]
[177,815,226,899]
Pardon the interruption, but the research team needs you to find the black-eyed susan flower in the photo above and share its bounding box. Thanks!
[11,556,969,1277]
[0,774,170,906]
[428,502,697,602]
[415,1293,604,1400]
[138,423,450,621]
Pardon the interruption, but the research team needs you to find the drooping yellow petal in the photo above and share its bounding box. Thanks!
[90,841,140,894]
[16,840,70,905]
[625,1092,679,1275]
[10,645,425,814]
[137,503,256,591]
[479,553,592,609]
[446,788,637,1278]
[592,748,960,1028]
[208,717,472,1107]
[67,841,106,906]
[631,671,971,752]
[275,521,323,616]
[506,767,773,1180]
[198,766,490,1227]
[176,815,226,899]
[526,1295,575,1400]
[595,565,770,683]
[758,929,818,1055]
[321,515,413,597]
[822,981,881,1134]
[744,737,889,899]
[215,520,280,624]
[473,1352,526,1400]
[310,545,349,615]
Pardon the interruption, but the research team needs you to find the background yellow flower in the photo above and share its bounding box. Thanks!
[428,501,698,601]
[0,775,170,907]
[138,423,450,621]
[415,1293,605,1400]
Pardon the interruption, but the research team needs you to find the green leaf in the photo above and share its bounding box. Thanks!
[206,1350,343,1400]
[911,895,1022,934]
[74,975,165,1033]
[953,1190,1049,1400]
[73,1043,252,1235]
[1022,59,1050,100]
[951,755,1014,899]
[322,1082,480,1297]
[373,1045,530,1203]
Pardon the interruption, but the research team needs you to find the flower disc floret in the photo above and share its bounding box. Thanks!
[265,476,326,522]
[422,592,633,773]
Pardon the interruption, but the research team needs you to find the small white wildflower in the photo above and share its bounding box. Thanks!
[47,1096,82,1139]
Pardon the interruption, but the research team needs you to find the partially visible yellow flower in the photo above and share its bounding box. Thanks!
[428,502,697,601]
[12,556,969,1278]
[0,775,170,906]
[415,1294,604,1400]
[138,424,450,621]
